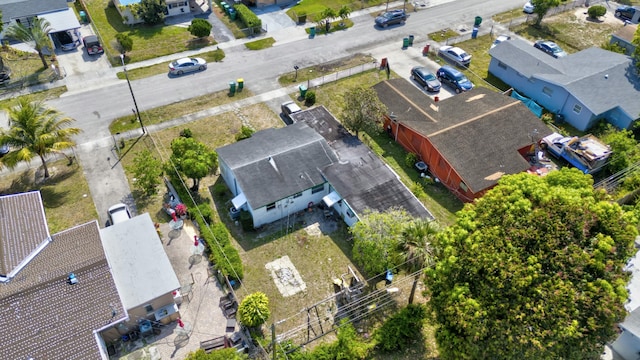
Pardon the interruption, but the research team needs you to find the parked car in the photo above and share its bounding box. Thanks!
[410,66,441,92]
[281,101,302,120]
[375,9,408,28]
[0,144,9,157]
[83,35,103,55]
[169,57,207,75]
[108,203,131,225]
[523,1,535,14]
[55,31,78,51]
[533,40,567,58]
[437,45,472,67]
[491,35,511,49]
[436,65,473,93]
[615,6,638,21]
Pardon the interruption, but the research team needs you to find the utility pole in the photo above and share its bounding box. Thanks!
[120,54,145,134]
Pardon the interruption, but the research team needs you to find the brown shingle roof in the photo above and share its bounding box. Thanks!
[0,191,50,279]
[0,221,125,360]
[374,79,552,193]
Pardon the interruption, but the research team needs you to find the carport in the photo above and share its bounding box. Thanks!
[39,9,81,50]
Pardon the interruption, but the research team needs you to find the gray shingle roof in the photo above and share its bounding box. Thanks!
[373,80,551,194]
[0,191,50,280]
[217,123,338,209]
[490,39,640,120]
[293,106,433,220]
[0,0,68,21]
[0,221,125,360]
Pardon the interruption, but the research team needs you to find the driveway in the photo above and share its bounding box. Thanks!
[253,5,297,33]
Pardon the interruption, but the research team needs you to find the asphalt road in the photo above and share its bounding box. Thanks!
[42,0,523,224]
[49,0,524,145]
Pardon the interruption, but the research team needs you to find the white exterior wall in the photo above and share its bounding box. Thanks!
[330,198,359,227]
[166,0,190,16]
[250,184,329,228]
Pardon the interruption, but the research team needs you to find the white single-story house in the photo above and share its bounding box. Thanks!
[114,0,193,25]
[0,0,81,50]
[488,38,640,131]
[217,107,433,228]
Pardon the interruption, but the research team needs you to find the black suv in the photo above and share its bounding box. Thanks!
[83,35,103,55]
[615,6,638,21]
[375,10,408,28]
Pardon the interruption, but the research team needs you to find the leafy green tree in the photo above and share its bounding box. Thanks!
[137,0,166,25]
[5,17,52,68]
[425,168,638,360]
[341,85,387,137]
[599,125,640,174]
[0,98,81,178]
[238,291,270,328]
[185,348,248,360]
[128,149,163,196]
[170,137,217,192]
[374,304,427,352]
[115,33,133,54]
[351,208,414,276]
[587,5,606,19]
[319,7,337,27]
[633,25,640,73]
[398,219,438,304]
[188,18,212,38]
[530,0,562,26]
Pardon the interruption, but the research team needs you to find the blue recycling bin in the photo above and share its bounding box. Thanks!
[471,27,479,39]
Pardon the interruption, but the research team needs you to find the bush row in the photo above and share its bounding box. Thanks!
[167,173,244,281]
[235,4,261,30]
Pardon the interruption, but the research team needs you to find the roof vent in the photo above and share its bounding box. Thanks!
[68,273,78,285]
[604,74,608,79]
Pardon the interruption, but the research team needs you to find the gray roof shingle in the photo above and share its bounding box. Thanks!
[217,123,338,209]
[0,191,50,280]
[0,0,68,21]
[490,39,640,119]
[373,80,551,194]
[0,220,125,360]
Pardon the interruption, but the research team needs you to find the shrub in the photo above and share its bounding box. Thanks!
[375,304,427,351]
[588,5,606,19]
[188,18,212,38]
[213,182,228,198]
[235,125,255,141]
[115,33,133,54]
[235,4,262,31]
[238,292,270,328]
[239,209,253,231]
[179,128,193,138]
[404,153,418,168]
[540,113,554,124]
[304,90,316,106]
[194,203,213,222]
[197,216,244,280]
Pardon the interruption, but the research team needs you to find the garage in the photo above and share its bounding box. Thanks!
[39,8,82,50]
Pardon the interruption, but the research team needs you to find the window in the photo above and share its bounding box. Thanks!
[572,104,582,114]
[542,86,553,96]
[459,182,468,192]
[266,202,276,211]
[311,184,324,194]
[144,304,154,313]
[497,61,507,70]
[293,192,302,198]
[346,210,355,218]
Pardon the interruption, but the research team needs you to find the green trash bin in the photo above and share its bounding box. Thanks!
[237,78,244,91]
[299,85,307,98]
[229,9,237,20]
[309,26,316,37]
[408,35,414,46]
[229,81,236,95]
[403,37,409,48]
[79,11,87,23]
[223,4,230,13]
[474,16,482,27]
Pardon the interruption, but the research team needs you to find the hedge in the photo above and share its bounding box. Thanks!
[235,4,261,31]
[166,172,244,281]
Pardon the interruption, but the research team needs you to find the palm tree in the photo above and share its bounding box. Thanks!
[399,219,439,304]
[0,97,81,178]
[5,18,52,68]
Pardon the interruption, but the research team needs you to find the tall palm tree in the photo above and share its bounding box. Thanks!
[0,97,81,178]
[5,18,52,68]
[399,219,439,304]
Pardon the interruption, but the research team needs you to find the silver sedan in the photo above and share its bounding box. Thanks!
[169,57,207,75]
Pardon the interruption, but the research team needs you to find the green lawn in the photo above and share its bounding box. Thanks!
[244,37,275,50]
[0,160,98,234]
[84,0,208,65]
[286,0,385,22]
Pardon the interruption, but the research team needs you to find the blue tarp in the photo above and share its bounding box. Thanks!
[511,90,543,118]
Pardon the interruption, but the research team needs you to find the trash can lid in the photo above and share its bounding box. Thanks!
[237,78,243,82]
[299,85,307,90]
